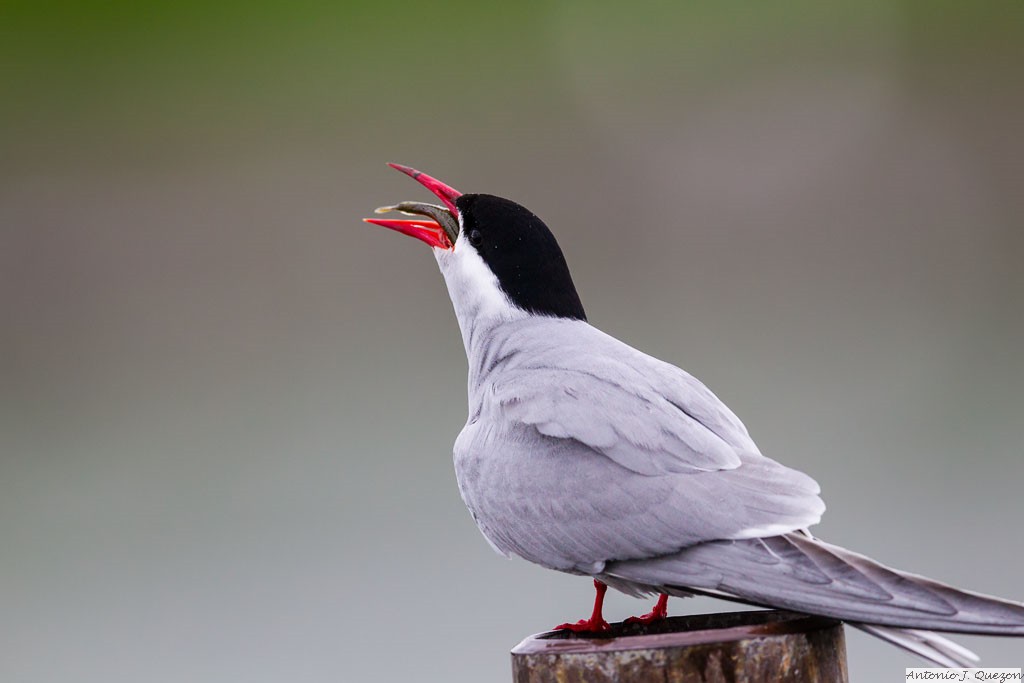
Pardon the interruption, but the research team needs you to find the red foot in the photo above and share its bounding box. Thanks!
[553,579,611,633]
[625,593,669,625]
[553,616,611,633]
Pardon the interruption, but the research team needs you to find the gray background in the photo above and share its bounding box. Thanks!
[3,1,1022,680]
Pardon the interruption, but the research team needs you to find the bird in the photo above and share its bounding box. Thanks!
[363,162,1024,667]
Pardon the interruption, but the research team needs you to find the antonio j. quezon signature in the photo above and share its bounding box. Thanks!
[907,669,1022,682]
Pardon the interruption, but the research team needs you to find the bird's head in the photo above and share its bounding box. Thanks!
[364,164,586,330]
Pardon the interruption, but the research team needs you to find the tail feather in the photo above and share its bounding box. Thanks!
[855,624,979,667]
[605,532,1024,653]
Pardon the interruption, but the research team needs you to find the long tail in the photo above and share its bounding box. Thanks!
[605,532,1024,666]
[854,624,979,667]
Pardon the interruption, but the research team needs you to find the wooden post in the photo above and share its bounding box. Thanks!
[511,609,848,683]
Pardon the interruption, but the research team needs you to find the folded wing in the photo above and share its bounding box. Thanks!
[457,319,824,569]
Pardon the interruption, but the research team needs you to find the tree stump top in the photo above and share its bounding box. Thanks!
[511,609,848,683]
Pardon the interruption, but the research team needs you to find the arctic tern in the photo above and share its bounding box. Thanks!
[364,163,1024,666]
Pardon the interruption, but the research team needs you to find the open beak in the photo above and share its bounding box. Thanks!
[363,163,463,249]
[361,217,451,250]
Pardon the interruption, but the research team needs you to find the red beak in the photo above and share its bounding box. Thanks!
[362,217,451,250]
[364,163,464,249]
[386,163,462,215]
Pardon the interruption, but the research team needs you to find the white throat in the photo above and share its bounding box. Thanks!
[433,232,526,355]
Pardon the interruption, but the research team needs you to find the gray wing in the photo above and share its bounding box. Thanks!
[603,532,1024,636]
[492,329,754,476]
[455,318,824,571]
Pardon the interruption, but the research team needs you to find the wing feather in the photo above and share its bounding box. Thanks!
[454,318,825,571]
[605,533,1024,634]
[494,365,742,475]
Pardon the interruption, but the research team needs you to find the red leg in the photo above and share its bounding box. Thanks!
[625,593,669,625]
[553,579,611,633]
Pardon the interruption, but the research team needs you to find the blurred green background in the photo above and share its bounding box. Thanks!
[3,1,1023,680]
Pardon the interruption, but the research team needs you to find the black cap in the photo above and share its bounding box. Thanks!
[456,194,587,322]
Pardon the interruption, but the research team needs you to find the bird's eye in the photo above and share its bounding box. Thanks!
[468,230,483,247]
